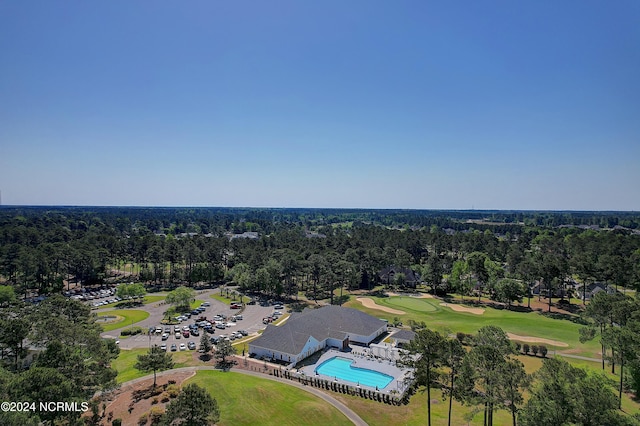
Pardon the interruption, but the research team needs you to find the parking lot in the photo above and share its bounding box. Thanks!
[99,288,278,350]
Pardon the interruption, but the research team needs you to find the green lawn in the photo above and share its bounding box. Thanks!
[210,293,233,304]
[347,296,601,358]
[185,370,352,426]
[97,309,150,332]
[143,295,166,304]
[112,348,193,383]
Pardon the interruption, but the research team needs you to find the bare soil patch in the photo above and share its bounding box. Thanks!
[356,297,406,315]
[439,302,484,315]
[507,333,569,347]
[98,370,195,426]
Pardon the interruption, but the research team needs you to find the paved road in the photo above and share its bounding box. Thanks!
[115,366,368,426]
[98,288,276,350]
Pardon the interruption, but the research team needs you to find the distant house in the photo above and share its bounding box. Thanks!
[379,266,420,288]
[529,280,571,298]
[249,305,387,365]
[304,230,326,239]
[226,231,259,240]
[575,282,618,301]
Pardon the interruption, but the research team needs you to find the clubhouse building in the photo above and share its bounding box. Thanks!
[249,305,388,364]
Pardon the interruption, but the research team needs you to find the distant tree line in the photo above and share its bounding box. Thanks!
[0,208,639,305]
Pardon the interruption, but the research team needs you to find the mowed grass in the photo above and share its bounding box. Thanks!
[210,293,234,304]
[347,296,601,357]
[332,385,513,425]
[112,348,193,383]
[97,309,149,332]
[185,370,352,426]
[143,295,166,304]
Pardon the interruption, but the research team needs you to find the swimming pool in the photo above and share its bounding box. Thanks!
[315,356,393,389]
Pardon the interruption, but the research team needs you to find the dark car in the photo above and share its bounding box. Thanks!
[170,344,177,351]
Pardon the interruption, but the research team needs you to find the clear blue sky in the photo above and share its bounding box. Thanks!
[1,1,639,210]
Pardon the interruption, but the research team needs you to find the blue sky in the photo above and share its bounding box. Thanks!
[1,1,639,210]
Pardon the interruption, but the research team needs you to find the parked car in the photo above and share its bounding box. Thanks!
[160,343,167,351]
[170,344,177,351]
[175,333,181,339]
[238,330,249,336]
[187,341,196,350]
[179,343,186,351]
[161,333,169,341]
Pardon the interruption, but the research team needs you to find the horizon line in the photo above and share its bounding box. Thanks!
[0,204,637,214]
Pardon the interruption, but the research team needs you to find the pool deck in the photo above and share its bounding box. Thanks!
[299,348,412,393]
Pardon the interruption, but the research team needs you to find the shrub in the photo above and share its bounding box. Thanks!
[151,397,159,405]
[522,343,530,354]
[539,345,548,357]
[161,394,170,403]
[514,342,521,352]
[167,379,176,385]
[166,384,180,398]
[456,332,466,343]
[148,407,165,425]
[112,419,122,426]
[531,345,539,356]
[121,326,144,336]
[138,412,148,426]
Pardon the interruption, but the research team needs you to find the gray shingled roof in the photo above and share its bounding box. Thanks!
[250,305,385,355]
[391,329,416,342]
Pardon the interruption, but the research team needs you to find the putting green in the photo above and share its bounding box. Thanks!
[380,297,439,313]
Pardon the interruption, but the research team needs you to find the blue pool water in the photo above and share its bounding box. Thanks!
[315,357,393,389]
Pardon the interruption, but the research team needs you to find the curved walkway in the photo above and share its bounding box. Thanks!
[116,366,367,426]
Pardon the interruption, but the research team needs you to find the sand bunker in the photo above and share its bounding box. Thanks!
[507,333,568,347]
[416,293,434,299]
[357,297,406,315]
[439,303,485,315]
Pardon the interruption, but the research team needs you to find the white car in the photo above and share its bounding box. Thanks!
[179,343,186,351]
